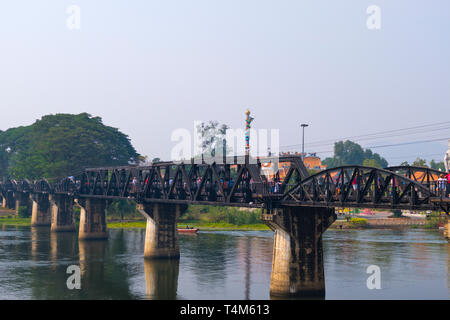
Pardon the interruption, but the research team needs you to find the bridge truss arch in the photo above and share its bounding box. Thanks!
[0,179,18,194]
[281,165,440,211]
[15,179,33,193]
[33,179,53,194]
[384,166,446,190]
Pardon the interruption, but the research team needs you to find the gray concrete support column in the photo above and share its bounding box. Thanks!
[31,193,51,226]
[15,192,31,216]
[138,203,188,259]
[49,194,76,232]
[77,198,108,240]
[4,191,16,210]
[262,206,336,298]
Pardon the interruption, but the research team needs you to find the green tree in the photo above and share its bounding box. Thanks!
[363,158,382,168]
[0,113,140,180]
[322,140,388,168]
[106,200,137,221]
[429,160,445,171]
[0,148,8,178]
[399,161,410,166]
[392,209,403,218]
[412,158,427,167]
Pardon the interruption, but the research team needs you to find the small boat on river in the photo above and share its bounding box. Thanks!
[178,228,199,234]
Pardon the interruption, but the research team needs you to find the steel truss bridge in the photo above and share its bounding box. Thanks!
[1,156,449,213]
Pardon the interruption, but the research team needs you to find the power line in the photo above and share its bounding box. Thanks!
[363,138,448,149]
[280,120,450,149]
[385,153,445,160]
[282,126,450,150]
[310,137,449,155]
[308,126,450,148]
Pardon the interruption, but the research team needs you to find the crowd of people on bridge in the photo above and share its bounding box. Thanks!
[77,167,450,203]
[121,172,286,203]
[437,172,450,197]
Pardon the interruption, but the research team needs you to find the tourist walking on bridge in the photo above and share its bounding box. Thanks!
[446,171,450,197]
[438,175,446,197]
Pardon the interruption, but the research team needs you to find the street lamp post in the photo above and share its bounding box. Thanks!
[301,123,309,160]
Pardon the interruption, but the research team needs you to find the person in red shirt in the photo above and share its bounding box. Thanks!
[446,171,450,197]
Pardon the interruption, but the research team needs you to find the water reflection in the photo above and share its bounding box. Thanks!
[144,259,179,300]
[30,227,49,261]
[0,225,448,299]
[177,231,273,300]
[79,239,107,277]
[50,231,77,270]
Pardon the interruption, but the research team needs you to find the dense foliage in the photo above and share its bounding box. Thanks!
[400,158,446,171]
[106,200,140,221]
[348,217,368,226]
[0,113,140,180]
[181,205,262,226]
[322,140,388,168]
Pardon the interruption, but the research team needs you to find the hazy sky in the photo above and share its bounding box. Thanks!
[0,1,449,165]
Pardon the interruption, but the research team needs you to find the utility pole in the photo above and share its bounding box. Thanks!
[301,123,309,160]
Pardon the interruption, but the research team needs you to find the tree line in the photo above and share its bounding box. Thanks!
[322,140,446,171]
[0,113,141,180]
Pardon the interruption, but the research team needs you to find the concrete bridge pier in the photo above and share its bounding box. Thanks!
[77,198,108,240]
[2,191,15,209]
[138,203,188,259]
[15,192,32,216]
[49,194,76,232]
[31,194,51,226]
[262,206,336,298]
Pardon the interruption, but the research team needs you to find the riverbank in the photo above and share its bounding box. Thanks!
[0,216,32,226]
[107,219,271,231]
[0,208,17,216]
[0,217,271,231]
[0,216,443,231]
[330,217,442,230]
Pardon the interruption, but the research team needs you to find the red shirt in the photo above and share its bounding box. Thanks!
[446,173,450,183]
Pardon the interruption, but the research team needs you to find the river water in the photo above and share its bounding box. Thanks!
[0,225,448,299]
